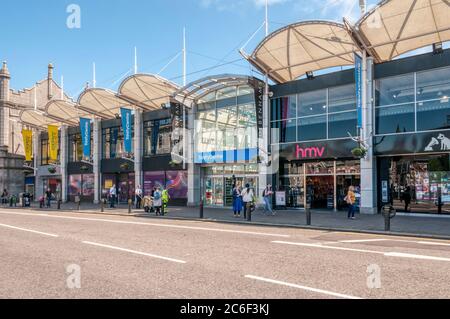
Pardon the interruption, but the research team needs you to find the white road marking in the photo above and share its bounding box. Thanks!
[273,241,450,262]
[0,211,289,238]
[384,252,450,262]
[82,241,186,264]
[338,239,389,243]
[0,222,58,238]
[272,241,384,254]
[417,241,450,247]
[245,275,362,299]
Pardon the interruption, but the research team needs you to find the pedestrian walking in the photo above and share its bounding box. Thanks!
[45,188,52,208]
[262,184,275,215]
[135,185,143,209]
[232,184,242,217]
[344,186,356,219]
[162,188,170,215]
[109,184,117,208]
[241,183,254,219]
[1,188,8,205]
[153,187,163,216]
[403,185,412,212]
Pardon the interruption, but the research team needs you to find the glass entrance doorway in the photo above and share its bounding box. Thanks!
[202,165,259,207]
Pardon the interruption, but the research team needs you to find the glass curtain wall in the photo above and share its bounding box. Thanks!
[375,66,450,134]
[143,118,172,156]
[102,126,135,159]
[68,133,93,162]
[195,85,258,156]
[270,84,357,143]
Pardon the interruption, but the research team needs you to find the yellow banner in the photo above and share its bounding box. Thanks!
[21,129,33,161]
[48,125,59,162]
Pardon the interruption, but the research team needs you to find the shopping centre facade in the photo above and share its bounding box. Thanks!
[1,0,450,215]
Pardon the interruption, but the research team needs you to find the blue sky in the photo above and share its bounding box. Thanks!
[0,0,382,97]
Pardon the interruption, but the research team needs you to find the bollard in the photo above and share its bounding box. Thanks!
[128,199,132,214]
[384,210,390,231]
[57,200,61,210]
[101,199,104,212]
[77,201,80,211]
[246,202,252,221]
[199,197,204,219]
[306,207,311,226]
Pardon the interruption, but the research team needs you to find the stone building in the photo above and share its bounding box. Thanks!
[0,62,70,197]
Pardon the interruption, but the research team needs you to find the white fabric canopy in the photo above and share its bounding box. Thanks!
[356,0,450,62]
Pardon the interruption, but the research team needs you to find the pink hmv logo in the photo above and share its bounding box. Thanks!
[295,145,325,159]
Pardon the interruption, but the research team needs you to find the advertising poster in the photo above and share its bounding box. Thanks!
[143,171,165,196]
[48,125,59,162]
[166,171,188,199]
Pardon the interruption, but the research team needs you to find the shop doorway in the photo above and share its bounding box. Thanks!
[43,178,61,201]
[102,173,135,204]
[306,176,334,209]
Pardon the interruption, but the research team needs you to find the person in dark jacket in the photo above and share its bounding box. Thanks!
[403,186,412,212]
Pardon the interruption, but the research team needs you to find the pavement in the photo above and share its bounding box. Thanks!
[1,207,450,299]
[11,201,450,239]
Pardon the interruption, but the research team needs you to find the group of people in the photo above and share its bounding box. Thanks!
[231,184,276,218]
[107,184,170,215]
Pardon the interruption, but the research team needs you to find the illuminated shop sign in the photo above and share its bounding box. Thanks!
[296,145,325,159]
[279,139,358,161]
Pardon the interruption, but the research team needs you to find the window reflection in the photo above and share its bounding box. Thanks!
[375,74,415,106]
[298,90,327,117]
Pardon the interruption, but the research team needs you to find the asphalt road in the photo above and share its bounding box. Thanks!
[1,208,450,299]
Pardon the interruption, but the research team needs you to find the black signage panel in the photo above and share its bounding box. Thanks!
[249,78,264,139]
[374,130,450,156]
[279,139,358,162]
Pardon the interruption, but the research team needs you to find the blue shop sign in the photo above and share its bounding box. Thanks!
[194,148,258,164]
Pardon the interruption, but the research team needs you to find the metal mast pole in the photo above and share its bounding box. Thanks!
[92,63,96,88]
[183,28,187,170]
[134,47,138,75]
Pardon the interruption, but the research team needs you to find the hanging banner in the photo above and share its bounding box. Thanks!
[79,118,91,159]
[21,129,33,161]
[354,53,363,128]
[120,108,132,154]
[48,125,59,162]
[249,78,265,139]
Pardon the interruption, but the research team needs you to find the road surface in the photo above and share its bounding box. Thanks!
[1,208,450,299]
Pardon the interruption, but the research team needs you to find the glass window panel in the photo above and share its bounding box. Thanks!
[238,85,253,96]
[216,86,237,100]
[329,111,357,139]
[238,103,256,127]
[375,74,414,106]
[417,67,450,102]
[217,105,237,128]
[305,162,334,175]
[376,104,415,134]
[298,116,326,141]
[298,90,327,117]
[336,160,361,175]
[271,96,296,121]
[271,119,297,143]
[329,85,356,113]
[417,98,450,131]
